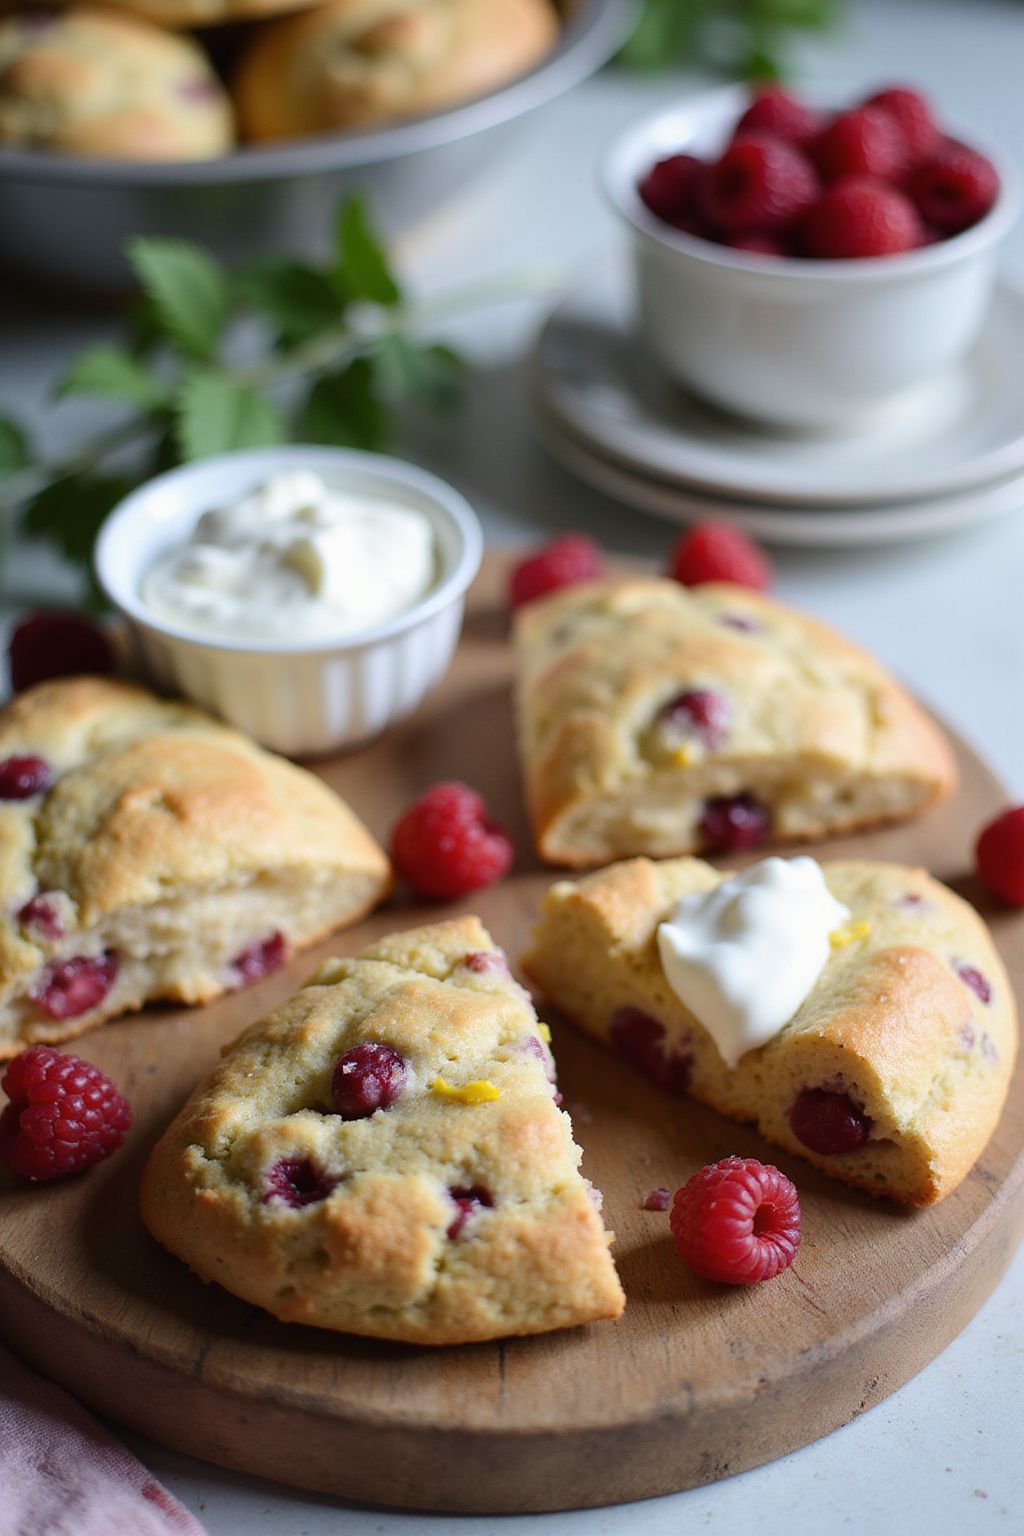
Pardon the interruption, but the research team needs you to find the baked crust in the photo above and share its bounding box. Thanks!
[523,856,1017,1205]
[235,0,559,142]
[0,8,233,159]
[514,579,957,866]
[141,915,625,1344]
[0,677,392,1054]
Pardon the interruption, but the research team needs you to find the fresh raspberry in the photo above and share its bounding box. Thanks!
[331,1043,407,1119]
[724,232,787,255]
[909,143,1000,233]
[641,1186,672,1211]
[671,1156,800,1285]
[698,793,771,853]
[656,689,731,750]
[509,534,604,610]
[8,611,115,695]
[447,1183,494,1239]
[17,894,64,941]
[976,807,1024,906]
[0,755,53,800]
[735,87,821,146]
[667,522,772,590]
[699,133,817,236]
[231,931,287,985]
[863,86,941,167]
[30,952,118,1020]
[812,105,906,183]
[955,962,991,1005]
[638,153,703,227]
[609,1007,691,1094]
[263,1157,337,1208]
[0,1045,132,1181]
[802,178,923,259]
[391,781,513,899]
[789,1087,870,1155]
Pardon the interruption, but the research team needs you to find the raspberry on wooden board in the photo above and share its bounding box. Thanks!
[0,1046,132,1181]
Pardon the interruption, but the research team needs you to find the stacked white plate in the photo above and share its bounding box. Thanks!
[531,263,1024,546]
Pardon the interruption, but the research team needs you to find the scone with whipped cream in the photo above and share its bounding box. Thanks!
[515,578,956,867]
[523,856,1016,1204]
[0,8,234,160]
[0,677,391,1056]
[141,916,625,1344]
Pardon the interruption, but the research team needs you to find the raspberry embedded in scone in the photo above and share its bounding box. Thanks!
[0,678,392,1056]
[140,916,624,1344]
[523,856,1017,1205]
[514,578,956,867]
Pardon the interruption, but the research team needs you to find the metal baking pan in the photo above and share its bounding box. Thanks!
[0,0,635,294]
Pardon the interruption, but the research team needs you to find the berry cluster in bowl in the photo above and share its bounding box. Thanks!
[639,84,1001,260]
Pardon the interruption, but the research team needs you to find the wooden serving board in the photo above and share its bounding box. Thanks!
[1,556,1023,1514]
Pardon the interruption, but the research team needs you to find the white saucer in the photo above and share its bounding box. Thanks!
[533,263,1024,508]
[539,414,1024,547]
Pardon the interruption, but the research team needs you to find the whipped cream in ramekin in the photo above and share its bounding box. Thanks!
[142,469,436,643]
[657,857,850,1068]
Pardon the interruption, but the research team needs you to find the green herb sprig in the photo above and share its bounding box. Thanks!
[621,0,839,80]
[0,197,537,606]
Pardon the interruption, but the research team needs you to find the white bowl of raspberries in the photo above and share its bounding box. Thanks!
[605,83,1019,429]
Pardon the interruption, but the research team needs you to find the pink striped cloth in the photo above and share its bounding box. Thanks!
[0,1343,207,1536]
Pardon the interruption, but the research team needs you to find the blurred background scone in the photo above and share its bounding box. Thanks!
[0,6,234,158]
[235,0,560,143]
[70,0,323,27]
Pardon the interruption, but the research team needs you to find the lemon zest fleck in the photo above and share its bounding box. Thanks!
[430,1076,501,1105]
[538,1022,552,1044]
[669,744,694,767]
[830,920,872,949]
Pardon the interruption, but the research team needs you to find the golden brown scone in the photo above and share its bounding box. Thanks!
[523,856,1017,1205]
[0,677,392,1056]
[141,915,625,1344]
[235,0,559,143]
[68,0,322,28]
[515,578,957,867]
[0,8,233,159]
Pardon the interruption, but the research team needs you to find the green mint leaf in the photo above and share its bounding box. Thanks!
[55,345,169,410]
[0,415,30,479]
[298,359,388,450]
[333,197,402,307]
[22,474,134,578]
[374,335,467,415]
[619,0,698,68]
[176,372,287,461]
[238,260,345,347]
[128,239,229,361]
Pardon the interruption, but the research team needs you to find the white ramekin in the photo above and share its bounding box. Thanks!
[95,446,483,758]
[604,86,1021,429]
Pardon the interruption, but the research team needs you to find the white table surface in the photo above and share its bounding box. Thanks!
[3,0,1024,1529]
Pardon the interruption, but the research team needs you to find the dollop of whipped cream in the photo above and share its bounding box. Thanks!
[142,469,436,643]
[656,857,850,1069]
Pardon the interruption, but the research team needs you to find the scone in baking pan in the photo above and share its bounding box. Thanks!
[0,0,634,294]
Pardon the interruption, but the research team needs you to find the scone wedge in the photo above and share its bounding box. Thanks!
[141,916,624,1344]
[523,857,1017,1205]
[515,578,957,866]
[0,678,391,1056]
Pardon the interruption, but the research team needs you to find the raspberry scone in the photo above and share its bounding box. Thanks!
[523,856,1016,1205]
[0,678,391,1056]
[514,578,956,866]
[141,916,624,1344]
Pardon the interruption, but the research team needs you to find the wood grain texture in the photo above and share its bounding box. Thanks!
[1,556,1022,1514]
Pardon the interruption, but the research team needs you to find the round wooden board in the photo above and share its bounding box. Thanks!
[1,555,1023,1515]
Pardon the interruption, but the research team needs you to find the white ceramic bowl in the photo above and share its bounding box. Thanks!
[95,446,483,758]
[604,86,1021,428]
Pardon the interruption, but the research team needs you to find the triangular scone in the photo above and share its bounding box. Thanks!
[141,917,624,1344]
[0,678,391,1055]
[523,858,1017,1205]
[514,579,956,866]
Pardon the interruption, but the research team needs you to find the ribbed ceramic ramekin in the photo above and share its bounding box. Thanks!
[95,446,483,758]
